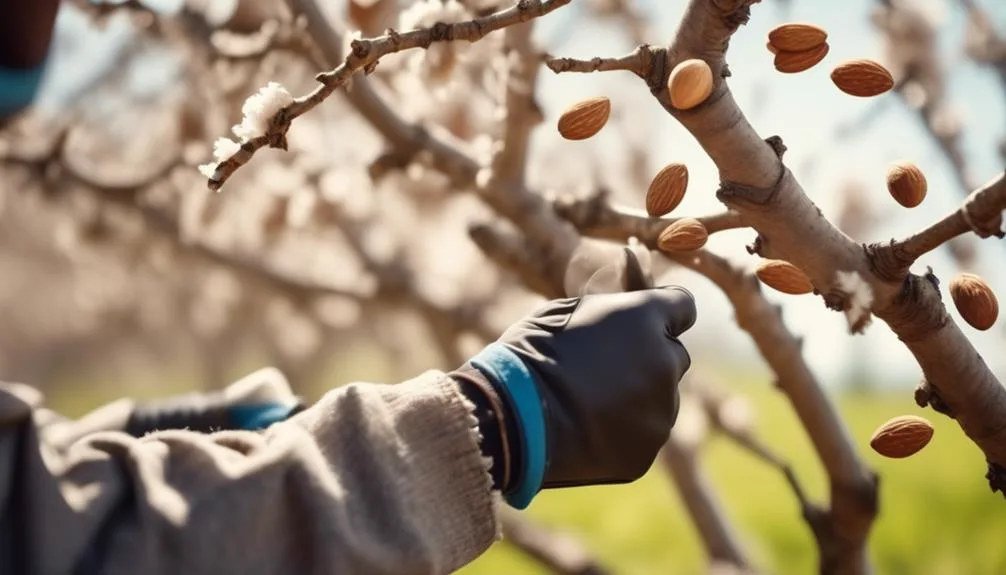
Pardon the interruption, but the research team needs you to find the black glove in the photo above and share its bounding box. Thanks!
[125,368,306,437]
[451,283,695,509]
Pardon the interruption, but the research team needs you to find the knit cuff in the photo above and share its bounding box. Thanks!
[378,373,502,569]
[469,342,547,510]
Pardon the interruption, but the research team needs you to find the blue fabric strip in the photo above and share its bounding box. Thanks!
[0,62,46,118]
[227,403,299,431]
[470,342,547,510]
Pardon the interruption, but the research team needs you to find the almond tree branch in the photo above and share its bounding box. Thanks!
[2,144,366,306]
[545,44,654,75]
[690,381,834,545]
[870,172,1006,272]
[659,437,754,571]
[489,22,542,186]
[551,189,745,243]
[550,0,1006,508]
[205,0,572,189]
[469,221,567,299]
[960,0,1006,93]
[556,189,879,574]
[498,509,613,575]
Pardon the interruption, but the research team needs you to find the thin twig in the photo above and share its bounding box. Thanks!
[551,189,745,244]
[869,171,1006,276]
[545,45,654,76]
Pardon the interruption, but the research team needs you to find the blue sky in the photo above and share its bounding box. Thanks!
[35,0,1006,389]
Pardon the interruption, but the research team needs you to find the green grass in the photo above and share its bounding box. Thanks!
[47,370,1006,574]
[459,382,1006,575]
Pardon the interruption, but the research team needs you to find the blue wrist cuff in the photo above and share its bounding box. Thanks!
[0,62,46,118]
[227,403,299,431]
[469,342,547,510]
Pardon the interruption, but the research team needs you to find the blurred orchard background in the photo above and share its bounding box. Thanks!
[2,0,1005,573]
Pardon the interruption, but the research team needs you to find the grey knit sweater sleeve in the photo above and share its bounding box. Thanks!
[0,371,502,575]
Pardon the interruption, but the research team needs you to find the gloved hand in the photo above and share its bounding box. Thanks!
[124,367,305,437]
[451,283,696,509]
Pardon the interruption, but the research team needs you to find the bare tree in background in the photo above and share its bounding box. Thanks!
[1,0,1005,574]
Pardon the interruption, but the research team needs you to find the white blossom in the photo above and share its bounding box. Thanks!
[211,136,241,160]
[196,136,242,179]
[231,82,294,142]
[197,162,218,179]
[835,270,874,330]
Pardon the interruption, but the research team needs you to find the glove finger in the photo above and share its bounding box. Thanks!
[646,285,697,337]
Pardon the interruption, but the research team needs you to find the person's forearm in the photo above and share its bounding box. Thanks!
[0,373,500,575]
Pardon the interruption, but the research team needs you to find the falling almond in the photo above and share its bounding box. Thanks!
[767,23,828,52]
[774,43,830,74]
[646,163,689,217]
[657,218,708,252]
[886,161,927,208]
[831,59,894,97]
[557,97,611,140]
[755,259,814,295]
[869,415,934,459]
[949,273,999,331]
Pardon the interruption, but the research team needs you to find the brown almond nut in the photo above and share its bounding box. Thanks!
[768,23,828,52]
[886,161,927,208]
[657,218,708,252]
[667,59,714,111]
[646,163,689,217]
[949,273,999,331]
[557,97,611,140]
[755,259,814,295]
[869,415,934,459]
[766,41,779,55]
[831,59,895,97]
[774,42,830,74]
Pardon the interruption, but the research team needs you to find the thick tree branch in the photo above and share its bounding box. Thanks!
[488,22,541,186]
[659,437,754,570]
[469,221,566,299]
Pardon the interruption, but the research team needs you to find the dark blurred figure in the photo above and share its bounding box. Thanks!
[0,0,60,122]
